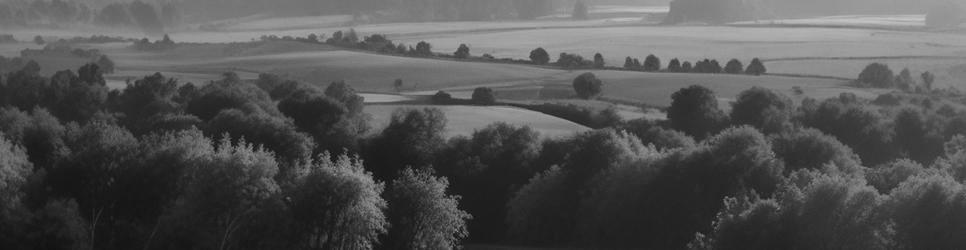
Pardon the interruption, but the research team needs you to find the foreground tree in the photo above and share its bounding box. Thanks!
[729,87,793,134]
[386,168,470,250]
[166,137,280,249]
[366,108,447,181]
[289,154,387,249]
[668,85,728,138]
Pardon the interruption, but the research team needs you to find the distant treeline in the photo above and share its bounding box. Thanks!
[0,0,180,34]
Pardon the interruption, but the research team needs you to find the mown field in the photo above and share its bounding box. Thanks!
[364,104,590,138]
[2,12,941,137]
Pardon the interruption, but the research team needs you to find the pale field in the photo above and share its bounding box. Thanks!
[731,15,928,28]
[391,25,966,88]
[364,104,590,138]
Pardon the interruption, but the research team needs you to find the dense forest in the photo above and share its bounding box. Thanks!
[3,53,966,249]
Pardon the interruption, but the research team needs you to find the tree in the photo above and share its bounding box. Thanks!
[386,167,470,250]
[434,123,543,242]
[206,109,315,163]
[858,63,895,88]
[0,133,31,211]
[95,56,114,74]
[573,1,589,20]
[289,153,387,249]
[887,173,966,249]
[365,108,447,181]
[771,128,861,173]
[393,78,404,91]
[454,44,470,59]
[922,71,935,90]
[415,41,432,56]
[668,58,682,72]
[724,59,744,74]
[529,47,550,65]
[471,87,496,105]
[746,58,766,75]
[668,85,728,138]
[33,35,44,45]
[895,68,915,91]
[729,87,793,134]
[593,53,605,68]
[697,173,889,250]
[572,72,603,100]
[170,137,281,249]
[643,54,661,72]
[682,61,693,72]
[894,108,928,162]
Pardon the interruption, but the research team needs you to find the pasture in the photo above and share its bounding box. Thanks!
[364,104,590,138]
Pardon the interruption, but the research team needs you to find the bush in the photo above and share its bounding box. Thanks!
[530,47,550,65]
[858,63,895,88]
[472,87,497,105]
[572,72,603,99]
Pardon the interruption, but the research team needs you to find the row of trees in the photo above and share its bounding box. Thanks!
[858,62,936,92]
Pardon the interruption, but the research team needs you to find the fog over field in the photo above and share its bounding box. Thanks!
[3,0,966,250]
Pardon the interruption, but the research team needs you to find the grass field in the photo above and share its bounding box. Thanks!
[364,104,590,138]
